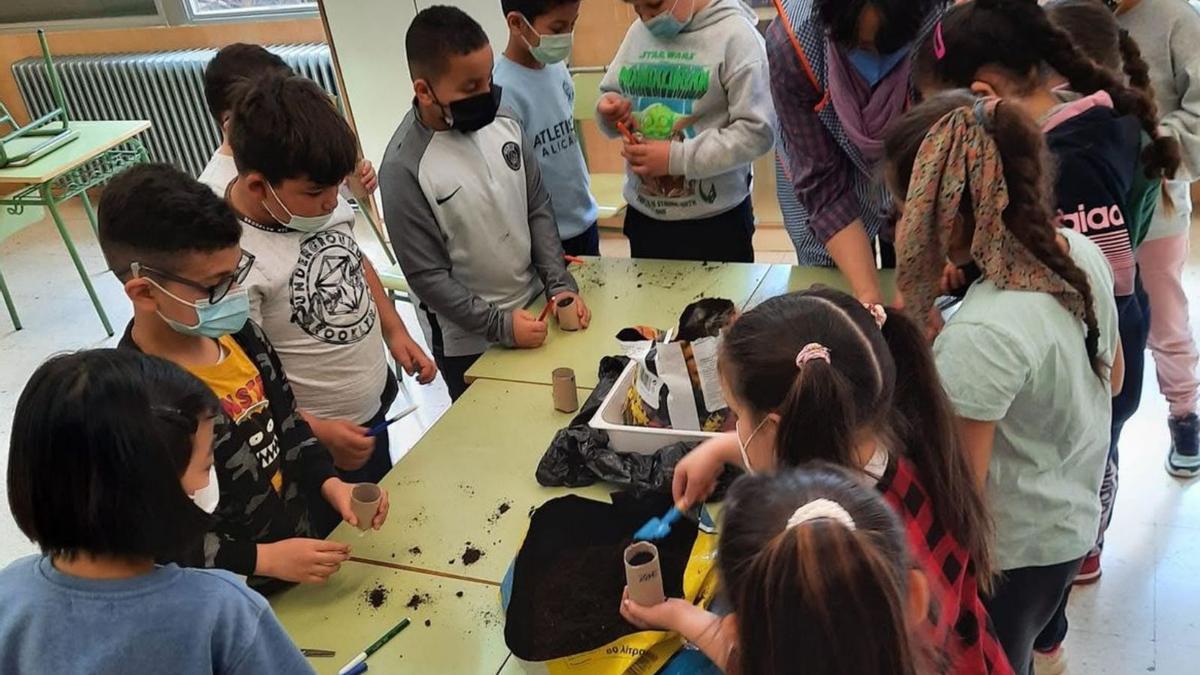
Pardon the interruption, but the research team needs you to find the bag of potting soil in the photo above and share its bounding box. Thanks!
[621,299,738,433]
[502,492,720,675]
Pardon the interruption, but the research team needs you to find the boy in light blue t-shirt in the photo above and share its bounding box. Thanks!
[494,0,600,256]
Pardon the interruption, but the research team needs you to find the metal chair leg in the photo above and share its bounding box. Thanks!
[79,189,99,237]
[45,192,113,336]
[0,261,21,330]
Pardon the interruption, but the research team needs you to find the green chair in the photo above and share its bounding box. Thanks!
[0,31,79,169]
[570,67,627,220]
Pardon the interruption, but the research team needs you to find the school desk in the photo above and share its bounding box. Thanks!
[465,257,774,390]
[325,379,613,584]
[270,559,510,675]
[0,120,151,336]
[746,265,898,309]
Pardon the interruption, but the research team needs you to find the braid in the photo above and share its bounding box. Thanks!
[1117,29,1152,96]
[1014,0,1181,180]
[989,102,1106,377]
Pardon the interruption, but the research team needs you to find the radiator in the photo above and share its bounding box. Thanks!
[12,44,338,177]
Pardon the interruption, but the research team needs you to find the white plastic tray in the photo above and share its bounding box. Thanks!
[588,360,722,455]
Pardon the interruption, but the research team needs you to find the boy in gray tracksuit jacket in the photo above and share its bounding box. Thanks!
[379,6,587,401]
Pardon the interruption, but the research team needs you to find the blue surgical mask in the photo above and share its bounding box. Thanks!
[644,0,693,40]
[263,182,335,233]
[847,45,911,88]
[149,278,250,339]
[522,17,573,65]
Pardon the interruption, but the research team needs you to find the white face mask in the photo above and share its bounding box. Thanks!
[190,465,220,515]
[736,417,770,475]
[262,182,334,233]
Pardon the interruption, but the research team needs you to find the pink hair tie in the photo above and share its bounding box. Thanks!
[863,303,887,329]
[934,21,946,60]
[796,343,832,368]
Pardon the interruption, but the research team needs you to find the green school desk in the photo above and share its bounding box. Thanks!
[747,265,898,309]
[326,379,612,584]
[465,257,773,389]
[270,560,510,675]
[0,120,151,336]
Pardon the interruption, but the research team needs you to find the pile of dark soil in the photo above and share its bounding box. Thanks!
[504,493,697,662]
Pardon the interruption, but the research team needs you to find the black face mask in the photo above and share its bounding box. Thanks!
[434,84,503,133]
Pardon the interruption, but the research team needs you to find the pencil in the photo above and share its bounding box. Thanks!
[337,617,410,674]
[616,121,638,144]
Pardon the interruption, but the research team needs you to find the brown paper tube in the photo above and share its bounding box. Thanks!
[350,483,382,531]
[552,367,579,413]
[624,541,665,606]
[556,296,581,332]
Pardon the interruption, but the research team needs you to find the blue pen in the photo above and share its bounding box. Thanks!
[365,405,418,437]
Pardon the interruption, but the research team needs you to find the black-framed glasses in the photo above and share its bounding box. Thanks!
[130,251,255,304]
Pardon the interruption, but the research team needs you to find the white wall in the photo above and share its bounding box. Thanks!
[320,0,509,170]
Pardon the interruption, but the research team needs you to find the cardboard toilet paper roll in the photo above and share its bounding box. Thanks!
[552,368,579,413]
[624,541,665,606]
[350,483,382,531]
[556,296,581,332]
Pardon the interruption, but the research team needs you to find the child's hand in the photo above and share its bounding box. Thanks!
[308,416,374,470]
[940,262,968,295]
[386,327,437,384]
[512,309,548,349]
[598,93,634,130]
[257,538,350,584]
[552,291,591,330]
[357,159,378,194]
[322,478,390,530]
[672,433,738,510]
[622,140,672,178]
[619,588,690,631]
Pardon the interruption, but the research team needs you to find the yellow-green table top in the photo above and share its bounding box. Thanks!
[466,257,772,389]
[327,379,612,583]
[747,265,898,309]
[270,560,509,675]
[0,120,150,185]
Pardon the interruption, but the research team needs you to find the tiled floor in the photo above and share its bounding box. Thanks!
[1,200,1197,673]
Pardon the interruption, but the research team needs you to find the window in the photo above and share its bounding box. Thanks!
[184,0,317,20]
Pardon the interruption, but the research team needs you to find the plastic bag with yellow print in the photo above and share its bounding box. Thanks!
[501,493,720,675]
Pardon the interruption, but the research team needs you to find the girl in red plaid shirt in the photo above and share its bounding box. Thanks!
[668,287,1012,674]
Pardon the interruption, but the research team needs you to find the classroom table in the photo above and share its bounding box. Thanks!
[0,120,151,335]
[325,379,613,584]
[747,264,898,309]
[270,560,510,675]
[465,257,773,389]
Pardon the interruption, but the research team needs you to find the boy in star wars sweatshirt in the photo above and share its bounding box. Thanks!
[596,0,776,262]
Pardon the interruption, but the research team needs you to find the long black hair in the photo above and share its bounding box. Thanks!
[816,0,944,52]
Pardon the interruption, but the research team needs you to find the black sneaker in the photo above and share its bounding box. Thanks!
[1167,413,1200,478]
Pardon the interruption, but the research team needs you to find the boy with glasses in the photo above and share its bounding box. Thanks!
[100,163,388,594]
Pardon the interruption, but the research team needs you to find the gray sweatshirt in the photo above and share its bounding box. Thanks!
[1119,0,1200,239]
[598,0,776,221]
[379,108,577,357]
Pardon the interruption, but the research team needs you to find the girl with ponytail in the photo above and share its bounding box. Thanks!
[667,286,1010,674]
[885,91,1122,674]
[622,464,931,675]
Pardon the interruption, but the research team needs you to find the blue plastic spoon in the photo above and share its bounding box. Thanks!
[634,506,683,541]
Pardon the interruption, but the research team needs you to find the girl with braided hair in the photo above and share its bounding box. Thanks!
[885,90,1123,674]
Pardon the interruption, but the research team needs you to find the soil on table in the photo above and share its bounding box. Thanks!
[461,544,484,566]
[424,619,432,627]
[364,584,389,609]
[487,502,513,527]
[456,591,464,598]
[504,494,697,662]
[406,592,431,610]
[408,546,422,556]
